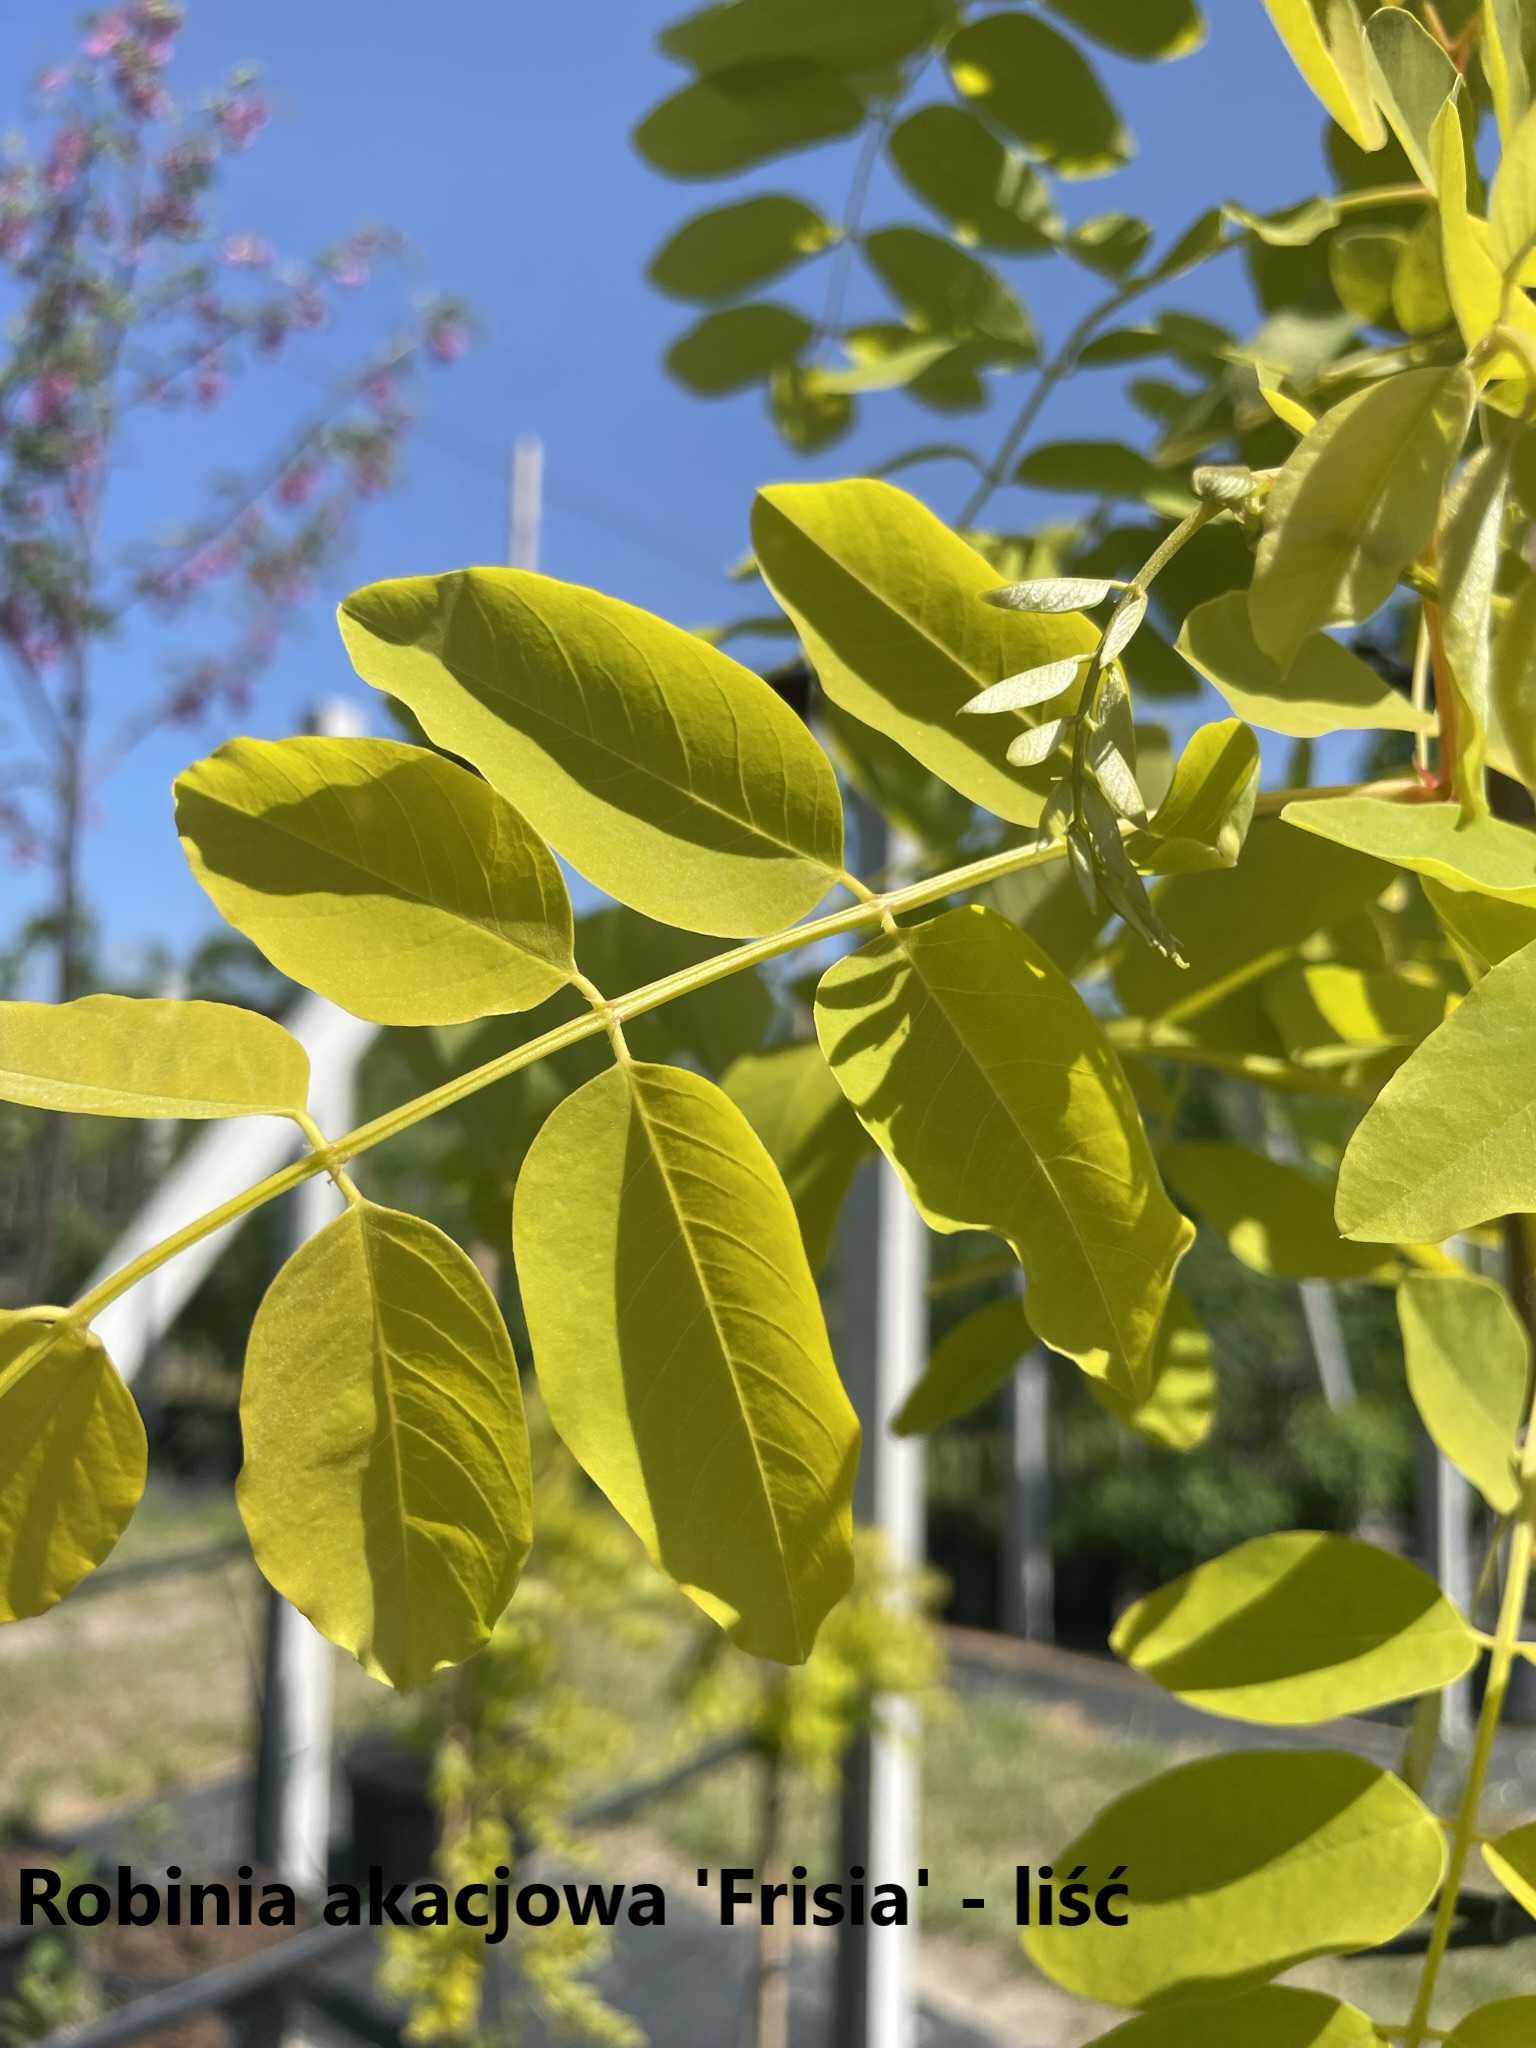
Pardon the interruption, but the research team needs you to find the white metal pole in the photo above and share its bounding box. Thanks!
[1003,1348,1054,1641]
[830,805,927,2048]
[510,434,543,573]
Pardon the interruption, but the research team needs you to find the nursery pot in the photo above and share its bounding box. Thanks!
[343,1734,440,1887]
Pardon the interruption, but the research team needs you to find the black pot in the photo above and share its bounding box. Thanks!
[343,1735,439,1888]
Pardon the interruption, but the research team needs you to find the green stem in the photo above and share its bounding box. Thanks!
[60,776,1411,1335]
[1404,1517,1535,2042]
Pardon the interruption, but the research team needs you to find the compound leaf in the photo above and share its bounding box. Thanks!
[0,994,310,1121]
[649,195,839,302]
[1113,1531,1479,1724]
[514,1060,858,1664]
[177,737,575,1026]
[239,1200,533,1689]
[339,568,843,940]
[0,1314,145,1623]
[816,905,1192,1397]
[887,105,1061,253]
[666,303,814,393]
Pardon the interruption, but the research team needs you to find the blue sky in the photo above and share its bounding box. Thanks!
[0,1,1331,976]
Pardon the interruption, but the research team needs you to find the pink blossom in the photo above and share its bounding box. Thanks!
[276,459,318,507]
[84,12,131,58]
[38,67,72,97]
[426,314,469,363]
[45,127,89,194]
[332,249,369,289]
[195,356,225,406]
[29,372,76,426]
[363,369,401,413]
[216,93,269,151]
[222,233,272,267]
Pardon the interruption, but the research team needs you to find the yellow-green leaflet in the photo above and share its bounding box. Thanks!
[1025,1751,1444,2006]
[1439,446,1510,817]
[338,567,843,940]
[1248,366,1475,667]
[1432,96,1536,373]
[1178,594,1435,740]
[1123,719,1258,874]
[1042,0,1204,62]
[1363,5,1458,190]
[1493,573,1536,796]
[176,737,575,1027]
[1161,1142,1394,1282]
[1483,0,1532,143]
[1425,875,1536,974]
[1086,1989,1381,2048]
[945,11,1132,179]
[657,0,956,73]
[1396,1273,1528,1514]
[238,1200,532,1690]
[0,994,309,1120]
[1259,0,1384,151]
[1492,103,1536,272]
[632,63,864,180]
[1337,940,1536,1241]
[893,1297,1029,1437]
[1112,1532,1478,1725]
[1264,961,1458,1069]
[751,479,1097,827]
[1448,2000,1536,2047]
[513,1060,858,1665]
[1283,797,1536,905]
[721,1041,869,1273]
[1112,819,1392,1025]
[1087,1287,1215,1452]
[1483,1823,1536,1919]
[648,195,839,303]
[815,906,1193,1397]
[0,1314,145,1623]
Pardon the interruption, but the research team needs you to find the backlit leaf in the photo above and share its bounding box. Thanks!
[339,567,843,939]
[1483,0,1532,142]
[722,1040,869,1272]
[1073,213,1154,277]
[1438,445,1511,815]
[1328,226,1403,324]
[1041,0,1204,62]
[864,227,1037,354]
[0,993,310,1120]
[1283,797,1536,905]
[1161,1141,1392,1282]
[1087,1990,1381,2048]
[888,105,1061,254]
[1112,818,1392,1024]
[1113,1531,1478,1723]
[658,0,956,73]
[1425,874,1536,974]
[1017,440,1195,516]
[1483,1824,1536,1917]
[666,302,813,393]
[1125,719,1259,874]
[1493,570,1536,795]
[963,659,1085,715]
[1087,1285,1216,1451]
[1249,365,1474,665]
[1397,1273,1527,1514]
[0,1314,145,1623]
[816,905,1193,1396]
[1432,95,1536,372]
[1260,0,1385,150]
[649,196,839,302]
[947,13,1132,180]
[1265,960,1457,1068]
[1339,939,1536,1240]
[176,737,575,1026]
[239,1200,532,1689]
[1491,102,1536,273]
[986,576,1121,614]
[1178,593,1434,739]
[1364,5,1458,189]
[893,1297,1029,1437]
[752,479,1096,825]
[514,1061,858,1663]
[634,61,863,180]
[1449,2000,1536,2047]
[1025,1750,1443,2005]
